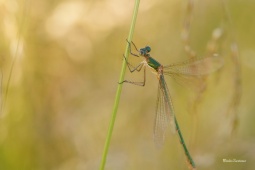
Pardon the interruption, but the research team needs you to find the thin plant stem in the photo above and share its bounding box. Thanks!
[221,0,241,135]
[99,1,140,170]
[1,0,30,115]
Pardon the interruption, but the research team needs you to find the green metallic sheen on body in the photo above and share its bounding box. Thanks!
[147,57,161,70]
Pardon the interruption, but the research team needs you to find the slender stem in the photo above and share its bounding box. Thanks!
[99,1,140,170]
[1,0,30,115]
[221,0,241,135]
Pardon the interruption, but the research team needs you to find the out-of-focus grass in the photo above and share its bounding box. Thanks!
[0,0,254,170]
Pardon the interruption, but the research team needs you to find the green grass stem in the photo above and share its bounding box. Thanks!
[99,1,140,170]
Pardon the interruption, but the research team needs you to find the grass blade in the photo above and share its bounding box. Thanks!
[99,1,140,169]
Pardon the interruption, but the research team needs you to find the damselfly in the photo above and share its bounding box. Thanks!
[120,40,223,169]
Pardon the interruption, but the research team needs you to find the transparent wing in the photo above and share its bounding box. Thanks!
[154,74,175,147]
[164,54,224,76]
[163,54,223,92]
[165,71,206,92]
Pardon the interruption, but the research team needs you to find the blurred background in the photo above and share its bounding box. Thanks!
[0,0,255,169]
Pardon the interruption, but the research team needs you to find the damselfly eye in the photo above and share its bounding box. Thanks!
[145,46,151,53]
[139,46,151,56]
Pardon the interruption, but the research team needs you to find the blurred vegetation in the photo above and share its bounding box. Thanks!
[0,0,255,170]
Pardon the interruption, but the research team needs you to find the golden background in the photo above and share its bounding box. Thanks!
[0,0,254,169]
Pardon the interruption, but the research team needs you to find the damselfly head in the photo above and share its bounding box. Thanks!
[145,46,151,53]
[140,46,151,56]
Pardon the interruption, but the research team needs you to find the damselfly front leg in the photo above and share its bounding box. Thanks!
[126,39,140,57]
[119,41,147,86]
[123,39,144,73]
